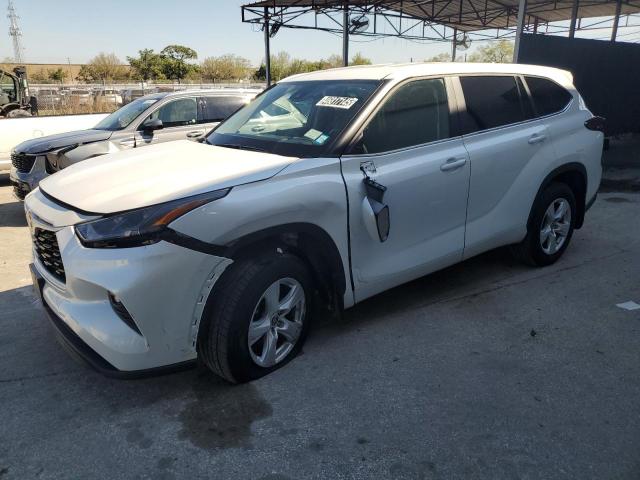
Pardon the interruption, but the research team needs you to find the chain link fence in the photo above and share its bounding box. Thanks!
[30,82,266,116]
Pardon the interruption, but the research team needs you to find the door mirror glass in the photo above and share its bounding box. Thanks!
[142,118,163,133]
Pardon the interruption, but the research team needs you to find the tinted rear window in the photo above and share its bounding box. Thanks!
[525,76,572,117]
[198,96,249,123]
[460,76,531,131]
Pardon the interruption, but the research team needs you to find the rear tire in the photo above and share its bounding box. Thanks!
[198,252,313,383]
[512,182,576,267]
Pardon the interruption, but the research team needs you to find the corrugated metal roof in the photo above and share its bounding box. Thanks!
[244,0,640,31]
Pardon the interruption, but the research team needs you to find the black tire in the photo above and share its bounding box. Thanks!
[511,182,576,267]
[198,252,313,383]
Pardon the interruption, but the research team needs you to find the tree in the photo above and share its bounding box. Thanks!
[48,68,67,84]
[127,49,164,82]
[351,52,372,65]
[200,54,251,82]
[426,52,453,62]
[468,40,514,63]
[160,45,198,83]
[77,53,128,83]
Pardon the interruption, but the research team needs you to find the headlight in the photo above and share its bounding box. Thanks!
[75,188,230,248]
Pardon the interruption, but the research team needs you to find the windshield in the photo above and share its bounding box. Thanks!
[206,80,381,157]
[94,97,159,131]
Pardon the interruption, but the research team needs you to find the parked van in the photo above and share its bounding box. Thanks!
[24,63,603,382]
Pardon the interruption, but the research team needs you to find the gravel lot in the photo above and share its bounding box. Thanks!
[0,152,639,479]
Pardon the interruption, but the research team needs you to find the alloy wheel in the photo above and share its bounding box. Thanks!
[539,198,571,255]
[247,277,306,368]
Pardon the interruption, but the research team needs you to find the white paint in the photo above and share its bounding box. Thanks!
[0,113,108,169]
[38,140,297,214]
[616,301,640,311]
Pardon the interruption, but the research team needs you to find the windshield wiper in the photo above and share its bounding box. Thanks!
[214,143,265,153]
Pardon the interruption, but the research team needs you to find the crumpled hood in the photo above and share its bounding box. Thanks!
[39,140,296,214]
[15,129,112,154]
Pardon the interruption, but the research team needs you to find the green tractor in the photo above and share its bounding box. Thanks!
[0,66,37,118]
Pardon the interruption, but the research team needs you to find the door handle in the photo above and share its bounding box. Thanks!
[528,133,547,144]
[440,157,467,172]
[186,131,204,138]
[251,125,265,132]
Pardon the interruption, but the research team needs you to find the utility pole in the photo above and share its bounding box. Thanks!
[7,0,25,63]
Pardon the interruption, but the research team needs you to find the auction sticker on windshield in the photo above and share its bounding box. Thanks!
[316,96,359,109]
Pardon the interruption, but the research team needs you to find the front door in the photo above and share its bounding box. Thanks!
[135,97,203,147]
[341,77,471,302]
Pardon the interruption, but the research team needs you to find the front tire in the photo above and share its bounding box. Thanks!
[198,252,313,383]
[512,182,576,267]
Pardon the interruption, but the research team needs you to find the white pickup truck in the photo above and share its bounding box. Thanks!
[0,113,107,171]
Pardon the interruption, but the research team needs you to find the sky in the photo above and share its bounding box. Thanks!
[1,1,634,66]
[1,0,457,65]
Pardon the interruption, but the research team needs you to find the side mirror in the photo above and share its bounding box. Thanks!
[364,177,390,242]
[142,118,163,133]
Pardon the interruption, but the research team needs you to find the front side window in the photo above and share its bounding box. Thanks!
[359,78,450,154]
[525,76,572,117]
[207,80,381,157]
[460,75,532,131]
[198,96,250,123]
[146,97,197,128]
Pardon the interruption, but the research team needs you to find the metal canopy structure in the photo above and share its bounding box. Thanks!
[241,0,640,83]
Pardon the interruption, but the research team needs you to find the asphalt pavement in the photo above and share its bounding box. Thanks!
[0,148,638,479]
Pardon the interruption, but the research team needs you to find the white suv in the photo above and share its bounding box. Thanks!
[24,63,603,383]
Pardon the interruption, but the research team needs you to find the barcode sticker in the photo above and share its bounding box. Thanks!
[316,96,359,109]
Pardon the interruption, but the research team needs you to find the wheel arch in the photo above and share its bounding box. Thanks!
[224,222,347,311]
[529,163,587,230]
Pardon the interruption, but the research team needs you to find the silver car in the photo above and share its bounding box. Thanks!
[9,89,261,199]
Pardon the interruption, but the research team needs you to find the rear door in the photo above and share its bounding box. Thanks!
[341,77,471,302]
[135,96,200,147]
[197,95,250,135]
[457,75,556,258]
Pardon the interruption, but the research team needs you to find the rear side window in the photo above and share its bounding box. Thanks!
[525,76,572,117]
[361,78,450,154]
[460,76,531,131]
[198,96,248,123]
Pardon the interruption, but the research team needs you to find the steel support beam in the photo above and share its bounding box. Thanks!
[452,27,457,60]
[513,0,527,62]
[343,3,349,66]
[611,0,622,41]
[568,0,579,38]
[264,7,271,86]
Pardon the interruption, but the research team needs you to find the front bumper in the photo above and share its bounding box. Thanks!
[31,264,195,378]
[26,191,232,374]
[9,156,48,201]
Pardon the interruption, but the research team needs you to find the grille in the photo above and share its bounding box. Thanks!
[11,152,36,173]
[33,228,65,282]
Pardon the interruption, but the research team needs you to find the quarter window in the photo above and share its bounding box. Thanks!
[197,96,249,123]
[460,76,531,131]
[146,97,197,128]
[360,78,450,154]
[525,76,572,117]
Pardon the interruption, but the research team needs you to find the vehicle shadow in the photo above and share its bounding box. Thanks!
[316,246,526,335]
[0,199,26,227]
[0,172,10,187]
